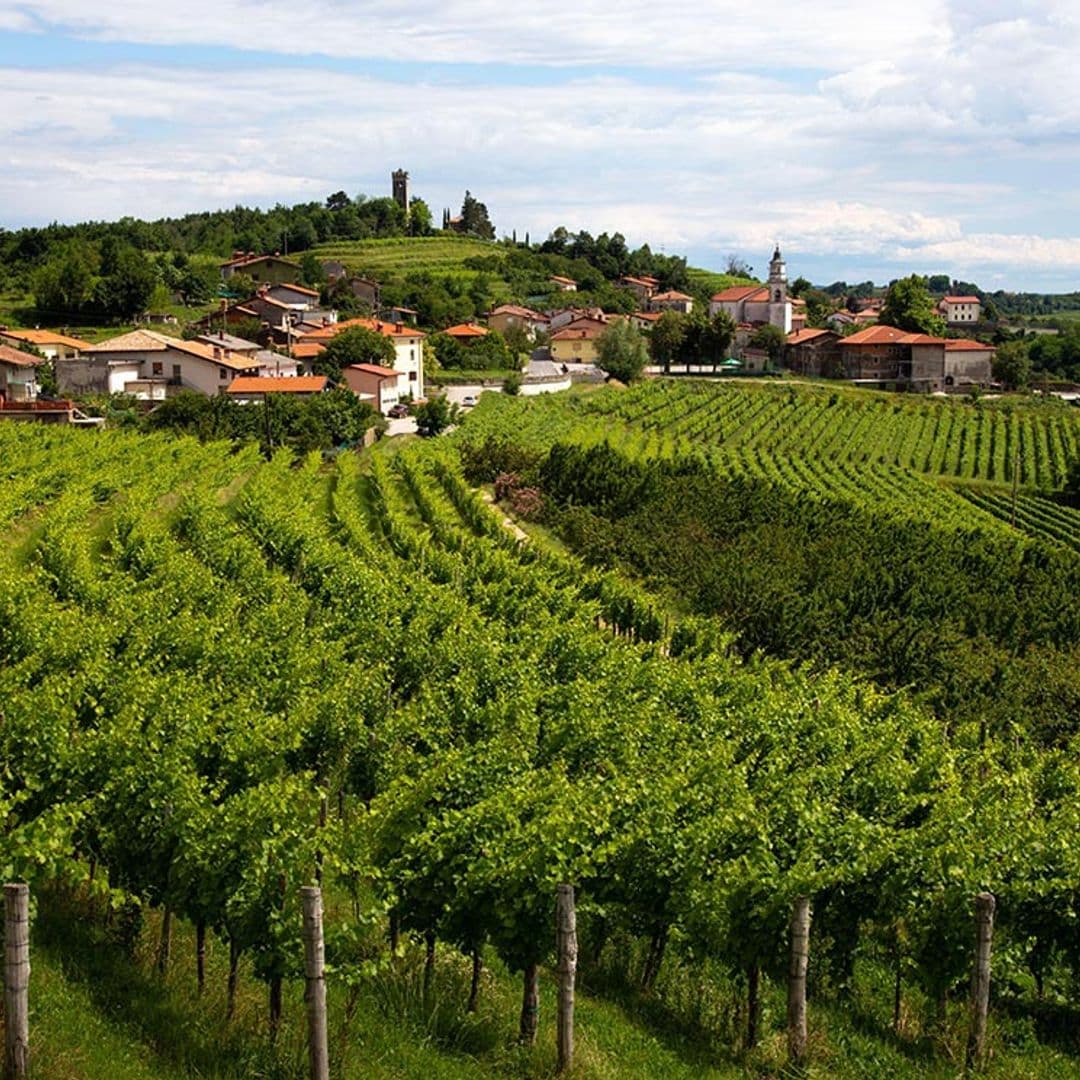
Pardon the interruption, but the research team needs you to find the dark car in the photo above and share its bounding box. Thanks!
[388,403,410,418]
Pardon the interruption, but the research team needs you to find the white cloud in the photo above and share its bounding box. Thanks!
[1,2,1079,286]
[0,0,950,69]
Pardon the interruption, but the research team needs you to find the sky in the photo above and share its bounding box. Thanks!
[0,1,1078,291]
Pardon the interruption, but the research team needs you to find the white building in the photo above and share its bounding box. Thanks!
[940,295,982,325]
[709,247,792,333]
[299,318,425,399]
[60,330,258,400]
[0,328,92,361]
[0,344,42,402]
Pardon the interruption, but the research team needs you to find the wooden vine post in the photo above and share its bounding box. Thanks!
[4,883,30,1080]
[966,892,995,1071]
[787,896,811,1065]
[300,886,329,1080]
[555,884,577,1074]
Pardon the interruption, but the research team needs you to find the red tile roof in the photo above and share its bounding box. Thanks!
[489,304,546,320]
[227,376,328,394]
[711,285,762,302]
[549,275,577,285]
[945,338,991,351]
[301,317,425,342]
[346,363,398,378]
[651,290,693,302]
[0,344,42,367]
[1,328,93,350]
[551,324,606,341]
[786,328,835,346]
[943,295,980,304]
[837,325,913,346]
[291,343,326,359]
[86,330,257,371]
[442,323,489,338]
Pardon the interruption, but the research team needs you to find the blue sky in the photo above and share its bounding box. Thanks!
[1,1,1078,290]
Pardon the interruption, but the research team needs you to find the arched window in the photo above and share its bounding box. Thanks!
[774,290,782,301]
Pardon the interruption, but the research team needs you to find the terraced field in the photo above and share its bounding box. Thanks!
[310,234,507,278]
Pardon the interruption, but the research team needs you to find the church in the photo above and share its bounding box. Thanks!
[708,247,802,333]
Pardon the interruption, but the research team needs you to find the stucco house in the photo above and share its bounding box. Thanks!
[548,275,578,292]
[340,363,402,413]
[939,295,982,325]
[60,330,258,400]
[648,290,695,314]
[0,344,42,402]
[838,325,993,391]
[550,319,607,365]
[265,282,321,309]
[220,252,301,285]
[618,275,659,302]
[785,328,842,377]
[0,327,92,361]
[487,305,550,339]
[300,317,425,399]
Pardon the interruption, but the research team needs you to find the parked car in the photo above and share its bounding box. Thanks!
[388,403,410,418]
[461,394,478,407]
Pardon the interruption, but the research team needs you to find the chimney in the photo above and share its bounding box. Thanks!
[213,346,222,361]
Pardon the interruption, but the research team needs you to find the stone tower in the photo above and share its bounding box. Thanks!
[767,245,791,332]
[392,169,410,212]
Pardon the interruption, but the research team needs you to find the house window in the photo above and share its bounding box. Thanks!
[152,361,163,376]
[219,368,228,380]
[172,364,182,379]
[409,371,417,381]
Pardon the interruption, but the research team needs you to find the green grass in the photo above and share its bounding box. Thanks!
[26,883,1079,1080]
[311,235,507,278]
[685,267,758,296]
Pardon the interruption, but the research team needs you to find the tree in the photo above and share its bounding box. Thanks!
[299,252,326,288]
[414,394,460,437]
[991,341,1032,390]
[325,191,352,212]
[650,311,685,372]
[880,275,946,335]
[316,326,396,382]
[790,276,811,299]
[93,246,157,319]
[705,311,737,363]
[725,254,753,278]
[502,324,532,367]
[460,192,495,241]
[749,324,786,367]
[597,319,649,383]
[409,198,434,237]
[33,241,95,316]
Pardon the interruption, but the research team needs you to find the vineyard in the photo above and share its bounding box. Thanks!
[1,408,1079,1078]
[309,235,509,280]
[460,381,1080,545]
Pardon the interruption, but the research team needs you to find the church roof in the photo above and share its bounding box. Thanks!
[712,285,769,303]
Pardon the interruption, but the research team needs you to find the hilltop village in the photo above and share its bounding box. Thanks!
[1,170,1067,423]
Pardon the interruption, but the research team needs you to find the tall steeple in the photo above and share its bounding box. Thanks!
[767,245,791,332]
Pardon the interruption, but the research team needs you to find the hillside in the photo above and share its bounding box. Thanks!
[2,384,1079,1078]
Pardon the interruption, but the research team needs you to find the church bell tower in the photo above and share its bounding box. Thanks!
[767,245,791,332]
